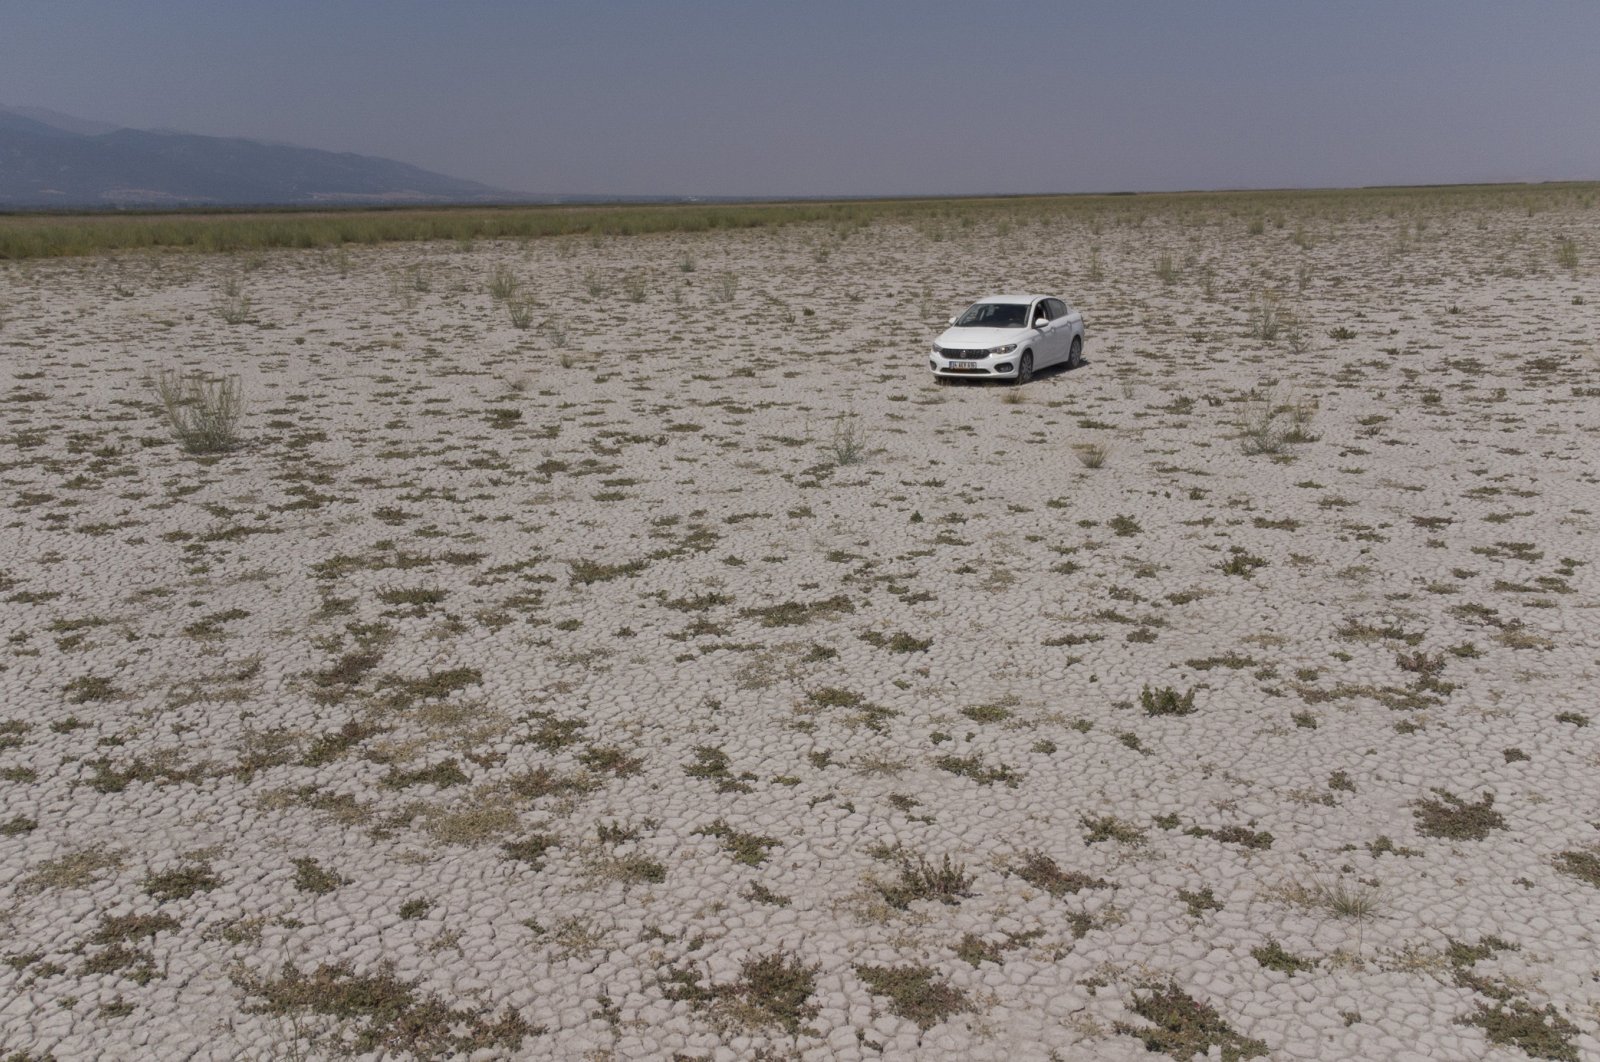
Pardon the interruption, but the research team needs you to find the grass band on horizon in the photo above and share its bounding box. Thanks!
[1,182,1594,259]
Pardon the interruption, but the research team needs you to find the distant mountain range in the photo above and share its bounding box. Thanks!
[0,104,527,208]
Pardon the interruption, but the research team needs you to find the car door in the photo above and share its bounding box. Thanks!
[1048,299,1078,350]
[1029,299,1061,365]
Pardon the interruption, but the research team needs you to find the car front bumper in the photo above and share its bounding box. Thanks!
[929,352,1018,378]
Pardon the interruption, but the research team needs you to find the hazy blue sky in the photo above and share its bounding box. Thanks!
[4,1,1597,196]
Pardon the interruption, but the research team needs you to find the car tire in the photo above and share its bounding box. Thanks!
[1016,352,1033,385]
[1067,336,1083,369]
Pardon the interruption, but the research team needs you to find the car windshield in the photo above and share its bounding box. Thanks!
[954,302,1028,329]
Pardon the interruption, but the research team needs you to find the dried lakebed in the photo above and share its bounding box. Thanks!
[2,191,1599,1059]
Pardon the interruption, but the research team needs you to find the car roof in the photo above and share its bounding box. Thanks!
[973,293,1051,304]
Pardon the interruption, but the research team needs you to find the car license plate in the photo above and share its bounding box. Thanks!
[950,361,977,369]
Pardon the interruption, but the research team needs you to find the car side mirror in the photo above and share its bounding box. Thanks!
[948,316,958,325]
[1034,319,1048,329]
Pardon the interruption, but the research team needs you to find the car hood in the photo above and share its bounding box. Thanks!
[934,326,1031,350]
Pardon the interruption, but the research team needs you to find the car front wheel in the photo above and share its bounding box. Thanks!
[1015,351,1033,385]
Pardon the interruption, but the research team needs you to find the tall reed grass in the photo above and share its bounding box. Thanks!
[2,183,1594,260]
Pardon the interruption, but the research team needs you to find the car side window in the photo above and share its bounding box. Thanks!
[1032,301,1051,323]
[1048,299,1068,318]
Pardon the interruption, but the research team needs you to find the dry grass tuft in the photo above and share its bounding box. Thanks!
[1074,442,1109,468]
[152,368,244,454]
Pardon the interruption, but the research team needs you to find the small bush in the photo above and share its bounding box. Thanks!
[740,594,854,627]
[1250,292,1282,342]
[1235,388,1316,455]
[1553,849,1600,888]
[235,960,537,1056]
[727,952,820,1034]
[1179,885,1224,917]
[380,759,469,790]
[1141,684,1196,717]
[568,558,649,584]
[1074,442,1109,468]
[214,292,252,324]
[960,702,1011,724]
[501,835,558,868]
[1283,317,1310,354]
[826,413,868,466]
[855,963,971,1030]
[152,369,244,454]
[1237,398,1286,455]
[487,264,519,301]
[665,950,820,1035]
[1413,789,1505,841]
[1219,549,1269,578]
[1468,999,1580,1061]
[291,856,346,894]
[696,820,779,866]
[1280,397,1318,442]
[1081,815,1147,845]
[1012,852,1107,897]
[934,754,1020,787]
[64,675,120,703]
[1252,939,1313,974]
[1118,980,1268,1060]
[1284,878,1381,921]
[544,318,570,349]
[1555,237,1579,270]
[683,745,754,793]
[875,854,973,909]
[144,863,222,901]
[506,297,536,329]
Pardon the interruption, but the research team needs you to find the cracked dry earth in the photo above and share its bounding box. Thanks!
[2,188,1599,1061]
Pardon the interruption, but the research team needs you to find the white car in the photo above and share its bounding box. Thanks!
[929,294,1085,384]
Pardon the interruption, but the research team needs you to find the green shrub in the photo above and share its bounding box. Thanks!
[1141,684,1196,717]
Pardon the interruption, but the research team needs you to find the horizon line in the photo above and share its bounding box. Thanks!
[6,177,1599,220]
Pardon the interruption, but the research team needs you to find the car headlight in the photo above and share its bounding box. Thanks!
[931,344,943,355]
[987,343,1017,355]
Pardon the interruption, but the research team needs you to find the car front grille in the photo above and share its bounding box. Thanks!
[940,349,989,359]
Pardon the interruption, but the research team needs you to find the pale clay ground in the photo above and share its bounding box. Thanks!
[1,194,1598,1061]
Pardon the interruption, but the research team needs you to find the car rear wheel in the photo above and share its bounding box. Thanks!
[1067,336,1083,369]
[1015,352,1033,385]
